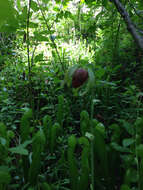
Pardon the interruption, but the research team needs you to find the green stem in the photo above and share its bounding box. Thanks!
[27,0,31,78]
[26,0,34,111]
[135,99,142,190]
[90,95,95,190]
[90,139,95,190]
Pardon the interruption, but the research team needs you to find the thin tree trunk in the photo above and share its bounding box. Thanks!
[112,0,143,50]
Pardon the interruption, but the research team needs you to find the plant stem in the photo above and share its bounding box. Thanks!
[90,95,95,190]
[135,98,142,190]
[27,0,31,77]
[26,0,34,111]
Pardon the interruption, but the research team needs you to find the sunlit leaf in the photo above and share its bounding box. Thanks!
[31,0,39,12]
[16,0,21,10]
[35,53,44,63]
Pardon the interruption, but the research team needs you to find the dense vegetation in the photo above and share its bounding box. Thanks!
[0,0,143,189]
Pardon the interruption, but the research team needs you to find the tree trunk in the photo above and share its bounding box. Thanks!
[112,0,143,51]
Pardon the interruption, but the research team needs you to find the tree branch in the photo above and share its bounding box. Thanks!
[112,0,143,50]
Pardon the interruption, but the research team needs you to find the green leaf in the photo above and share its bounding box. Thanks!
[29,22,39,28]
[0,137,6,146]
[0,0,13,23]
[41,182,52,190]
[122,138,135,147]
[16,0,21,11]
[102,0,108,7]
[34,53,44,63]
[0,0,18,32]
[137,144,143,158]
[64,65,79,87]
[120,184,131,190]
[9,145,28,155]
[28,130,46,186]
[87,68,95,89]
[96,123,105,135]
[42,0,49,3]
[85,132,94,141]
[111,142,131,153]
[21,6,27,21]
[20,109,33,143]
[7,130,15,139]
[50,123,61,153]
[31,0,39,11]
[78,137,90,190]
[35,35,49,42]
[119,120,134,135]
[124,168,138,184]
[28,188,35,190]
[93,127,109,180]
[0,170,11,184]
[96,68,105,79]
[22,140,33,148]
[68,135,78,190]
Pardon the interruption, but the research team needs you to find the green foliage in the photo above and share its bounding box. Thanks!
[57,95,65,127]
[0,170,11,184]
[92,125,110,189]
[50,123,61,154]
[80,110,90,135]
[121,184,131,190]
[0,123,9,164]
[9,145,28,155]
[78,137,90,190]
[28,130,46,186]
[20,109,33,143]
[20,109,33,183]
[0,0,143,189]
[43,115,52,142]
[67,135,78,190]
[0,0,17,29]
[41,183,52,190]
[68,135,90,190]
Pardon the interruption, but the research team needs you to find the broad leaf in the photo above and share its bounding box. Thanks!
[9,145,28,155]
[122,138,135,147]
